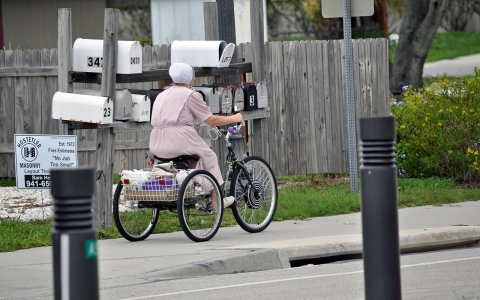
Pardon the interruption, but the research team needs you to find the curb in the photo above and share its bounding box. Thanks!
[141,248,288,280]
[142,226,480,280]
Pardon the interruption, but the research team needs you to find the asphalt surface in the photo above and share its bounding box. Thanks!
[1,201,480,299]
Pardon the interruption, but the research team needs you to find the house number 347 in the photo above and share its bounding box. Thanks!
[87,57,103,68]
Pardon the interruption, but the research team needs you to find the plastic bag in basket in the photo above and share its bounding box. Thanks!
[120,170,151,190]
[144,175,178,191]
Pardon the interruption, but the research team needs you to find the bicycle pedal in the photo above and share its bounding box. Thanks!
[205,202,217,214]
[147,157,154,165]
[195,202,207,210]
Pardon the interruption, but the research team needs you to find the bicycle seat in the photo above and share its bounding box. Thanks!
[153,154,200,163]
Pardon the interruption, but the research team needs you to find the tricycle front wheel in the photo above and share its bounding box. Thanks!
[230,156,278,233]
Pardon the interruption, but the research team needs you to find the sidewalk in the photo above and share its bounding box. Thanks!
[1,200,480,299]
[423,53,480,77]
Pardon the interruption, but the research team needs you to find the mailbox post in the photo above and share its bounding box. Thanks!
[58,8,73,135]
[248,1,267,158]
[95,8,119,228]
[217,0,237,83]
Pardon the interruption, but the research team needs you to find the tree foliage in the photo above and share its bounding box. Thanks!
[267,0,407,40]
[267,0,343,39]
[114,3,152,46]
[441,0,480,31]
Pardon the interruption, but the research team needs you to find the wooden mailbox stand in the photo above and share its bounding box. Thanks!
[58,2,268,228]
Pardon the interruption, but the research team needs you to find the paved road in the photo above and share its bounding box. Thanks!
[1,201,480,299]
[97,245,480,300]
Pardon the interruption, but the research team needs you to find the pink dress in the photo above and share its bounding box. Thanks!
[149,85,224,186]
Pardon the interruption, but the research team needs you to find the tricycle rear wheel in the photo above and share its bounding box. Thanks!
[113,182,160,241]
[177,170,223,242]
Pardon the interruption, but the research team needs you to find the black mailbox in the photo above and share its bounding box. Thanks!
[242,83,258,111]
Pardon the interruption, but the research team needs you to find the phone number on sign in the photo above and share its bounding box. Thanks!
[24,175,51,188]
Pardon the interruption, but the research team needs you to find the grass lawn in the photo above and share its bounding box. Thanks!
[426,31,480,62]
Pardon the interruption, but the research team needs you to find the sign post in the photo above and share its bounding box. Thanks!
[14,134,78,189]
[322,0,373,193]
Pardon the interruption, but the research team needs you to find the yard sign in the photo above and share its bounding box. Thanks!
[14,135,78,189]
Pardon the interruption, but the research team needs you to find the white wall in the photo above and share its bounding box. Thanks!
[233,0,268,43]
[233,0,251,44]
[151,0,268,45]
[151,0,215,45]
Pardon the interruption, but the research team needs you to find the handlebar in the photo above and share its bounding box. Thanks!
[222,106,244,142]
[220,121,244,145]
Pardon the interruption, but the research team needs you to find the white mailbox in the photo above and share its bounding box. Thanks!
[73,38,142,74]
[257,81,268,108]
[171,40,235,68]
[73,89,132,120]
[129,89,167,121]
[131,94,151,122]
[218,86,233,114]
[52,92,113,124]
[193,86,220,114]
[231,84,245,111]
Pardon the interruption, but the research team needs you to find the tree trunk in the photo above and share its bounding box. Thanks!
[373,2,389,36]
[390,0,450,94]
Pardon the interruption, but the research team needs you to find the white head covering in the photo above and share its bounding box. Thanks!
[169,62,194,84]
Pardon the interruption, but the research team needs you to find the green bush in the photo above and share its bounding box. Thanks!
[392,67,480,182]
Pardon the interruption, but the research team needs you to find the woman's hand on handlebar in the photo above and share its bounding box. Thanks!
[232,113,243,124]
[205,113,243,127]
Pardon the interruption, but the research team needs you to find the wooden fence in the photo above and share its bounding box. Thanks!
[0,38,389,178]
[260,38,390,175]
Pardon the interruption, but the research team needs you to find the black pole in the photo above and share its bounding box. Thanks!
[360,117,402,300]
[216,0,237,83]
[51,168,99,300]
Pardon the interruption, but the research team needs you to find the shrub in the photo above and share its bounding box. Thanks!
[392,67,480,182]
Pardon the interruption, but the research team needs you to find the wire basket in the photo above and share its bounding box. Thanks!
[120,169,194,201]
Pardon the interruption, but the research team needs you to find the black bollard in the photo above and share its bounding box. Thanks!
[51,168,99,300]
[360,117,402,300]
